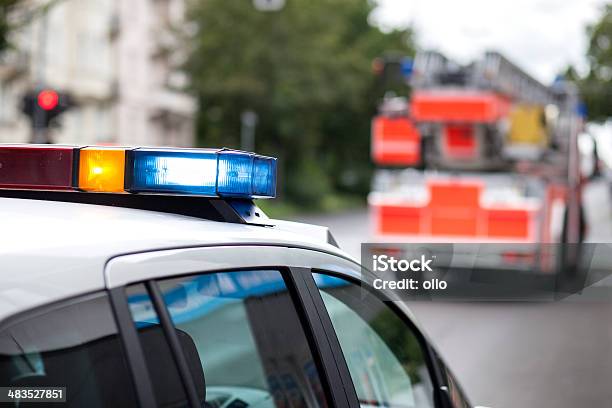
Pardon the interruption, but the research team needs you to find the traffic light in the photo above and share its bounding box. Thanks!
[21,88,74,131]
[37,89,59,111]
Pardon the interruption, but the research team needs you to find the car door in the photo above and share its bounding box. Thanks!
[308,272,471,408]
[104,245,457,408]
[104,245,359,408]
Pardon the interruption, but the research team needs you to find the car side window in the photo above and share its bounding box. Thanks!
[312,273,435,408]
[152,269,329,408]
[0,293,138,407]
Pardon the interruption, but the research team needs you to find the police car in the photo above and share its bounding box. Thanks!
[0,145,473,408]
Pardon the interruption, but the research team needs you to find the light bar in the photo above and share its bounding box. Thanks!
[217,151,277,197]
[129,149,218,195]
[127,148,277,198]
[0,145,76,190]
[217,151,253,196]
[252,156,276,196]
[78,147,126,192]
[0,145,277,199]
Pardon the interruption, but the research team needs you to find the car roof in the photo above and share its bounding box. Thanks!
[0,197,357,322]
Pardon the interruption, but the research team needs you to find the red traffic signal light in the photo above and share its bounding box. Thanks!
[22,88,75,135]
[37,89,59,111]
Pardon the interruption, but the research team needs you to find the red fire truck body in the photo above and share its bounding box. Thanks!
[369,51,584,270]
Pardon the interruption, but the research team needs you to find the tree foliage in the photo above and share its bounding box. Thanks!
[0,0,21,54]
[581,4,612,121]
[186,0,414,207]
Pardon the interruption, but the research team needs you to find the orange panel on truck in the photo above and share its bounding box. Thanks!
[429,181,480,236]
[485,209,531,239]
[429,181,481,207]
[371,116,421,166]
[378,205,422,234]
[410,91,510,123]
[372,180,536,241]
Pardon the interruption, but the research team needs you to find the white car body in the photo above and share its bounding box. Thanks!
[0,197,355,323]
[0,195,474,408]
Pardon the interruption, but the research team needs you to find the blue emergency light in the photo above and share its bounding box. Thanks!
[128,148,277,198]
[130,149,218,195]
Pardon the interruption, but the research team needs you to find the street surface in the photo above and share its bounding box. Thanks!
[292,179,612,408]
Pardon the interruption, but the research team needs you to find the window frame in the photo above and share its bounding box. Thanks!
[105,245,361,408]
[108,286,159,408]
[307,269,460,408]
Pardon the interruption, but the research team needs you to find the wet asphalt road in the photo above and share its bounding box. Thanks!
[291,180,612,408]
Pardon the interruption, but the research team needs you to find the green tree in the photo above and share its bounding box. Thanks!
[581,4,612,121]
[1,1,63,56]
[186,0,414,207]
[0,0,21,54]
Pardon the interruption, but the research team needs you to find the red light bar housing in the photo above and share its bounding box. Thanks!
[410,90,511,123]
[0,145,77,190]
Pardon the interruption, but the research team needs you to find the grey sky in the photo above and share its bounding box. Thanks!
[372,0,609,84]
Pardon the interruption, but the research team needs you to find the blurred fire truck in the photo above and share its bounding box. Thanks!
[369,51,586,270]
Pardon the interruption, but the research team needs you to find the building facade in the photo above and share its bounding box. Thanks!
[0,0,195,147]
